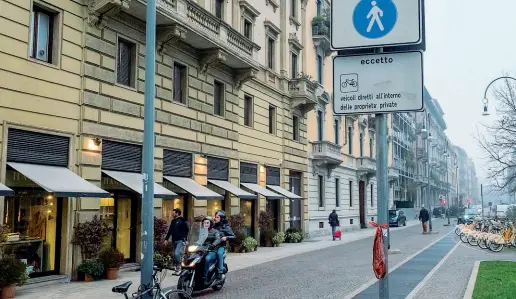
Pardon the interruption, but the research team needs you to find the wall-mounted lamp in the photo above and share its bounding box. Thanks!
[259,165,265,173]
[88,137,101,150]
[200,154,207,158]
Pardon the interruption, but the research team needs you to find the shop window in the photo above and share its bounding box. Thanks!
[240,199,254,237]
[162,197,185,224]
[207,200,224,218]
[3,195,60,276]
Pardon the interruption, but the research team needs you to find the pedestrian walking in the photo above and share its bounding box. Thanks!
[165,208,189,274]
[419,205,430,234]
[328,210,340,240]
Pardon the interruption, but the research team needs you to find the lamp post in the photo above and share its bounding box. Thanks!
[421,113,433,232]
[482,76,516,116]
[443,149,451,226]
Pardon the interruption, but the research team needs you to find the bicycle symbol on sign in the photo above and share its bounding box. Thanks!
[340,73,359,93]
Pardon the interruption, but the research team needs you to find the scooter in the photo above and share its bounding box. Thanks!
[176,244,228,298]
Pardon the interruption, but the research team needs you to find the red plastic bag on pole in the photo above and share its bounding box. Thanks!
[369,221,388,279]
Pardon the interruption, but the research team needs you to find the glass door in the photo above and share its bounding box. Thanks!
[289,173,302,230]
[240,199,255,237]
[116,195,133,261]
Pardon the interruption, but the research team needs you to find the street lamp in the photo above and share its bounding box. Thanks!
[482,76,516,116]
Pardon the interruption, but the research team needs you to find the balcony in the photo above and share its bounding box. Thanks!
[357,157,376,179]
[88,0,261,88]
[311,141,343,177]
[388,167,399,182]
[289,74,320,114]
[416,148,427,161]
[311,16,331,56]
[368,115,376,132]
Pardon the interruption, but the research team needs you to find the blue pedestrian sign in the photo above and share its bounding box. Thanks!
[353,0,397,39]
[331,0,421,50]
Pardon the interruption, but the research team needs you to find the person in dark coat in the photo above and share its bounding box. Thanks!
[419,205,430,234]
[328,210,340,239]
[165,208,189,272]
[213,210,234,279]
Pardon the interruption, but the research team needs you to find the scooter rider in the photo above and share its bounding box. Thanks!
[200,216,222,281]
[213,211,234,279]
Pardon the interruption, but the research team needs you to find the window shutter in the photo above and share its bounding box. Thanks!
[207,157,229,180]
[240,162,257,184]
[102,140,142,173]
[7,128,69,167]
[163,150,192,177]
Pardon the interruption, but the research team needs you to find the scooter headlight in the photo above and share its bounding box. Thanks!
[187,245,199,253]
[181,257,200,267]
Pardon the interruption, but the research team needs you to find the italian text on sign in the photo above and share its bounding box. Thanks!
[332,51,424,115]
[331,0,421,50]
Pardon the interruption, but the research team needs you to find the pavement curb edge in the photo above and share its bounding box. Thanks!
[463,261,480,299]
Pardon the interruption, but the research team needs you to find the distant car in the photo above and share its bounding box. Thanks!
[457,208,479,224]
[389,210,407,227]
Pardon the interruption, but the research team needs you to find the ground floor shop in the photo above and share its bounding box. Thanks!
[0,128,308,279]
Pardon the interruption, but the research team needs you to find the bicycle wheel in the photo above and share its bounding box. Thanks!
[467,235,478,246]
[488,242,504,252]
[459,233,469,243]
[478,238,488,249]
[163,289,193,299]
[455,227,462,236]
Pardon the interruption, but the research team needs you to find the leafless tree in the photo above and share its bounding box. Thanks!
[477,76,516,195]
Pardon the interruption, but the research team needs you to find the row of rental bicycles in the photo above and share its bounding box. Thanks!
[455,217,516,252]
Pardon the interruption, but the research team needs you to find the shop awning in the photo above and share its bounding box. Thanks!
[0,182,14,196]
[266,185,303,199]
[164,176,223,200]
[7,162,110,197]
[208,180,257,199]
[240,183,284,200]
[102,170,177,198]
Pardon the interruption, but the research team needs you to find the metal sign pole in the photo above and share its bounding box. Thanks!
[141,0,156,297]
[376,113,389,299]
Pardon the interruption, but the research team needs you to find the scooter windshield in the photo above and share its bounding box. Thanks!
[187,220,209,246]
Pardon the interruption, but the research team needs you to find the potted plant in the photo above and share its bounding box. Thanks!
[228,213,246,252]
[272,232,285,247]
[242,237,258,252]
[77,259,104,282]
[0,256,28,298]
[99,248,125,280]
[153,217,172,268]
[262,229,276,247]
[258,210,275,247]
[285,227,304,243]
[72,215,111,260]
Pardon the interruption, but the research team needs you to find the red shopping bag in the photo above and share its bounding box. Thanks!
[369,221,388,279]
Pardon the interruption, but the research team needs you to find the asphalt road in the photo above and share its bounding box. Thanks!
[196,219,453,299]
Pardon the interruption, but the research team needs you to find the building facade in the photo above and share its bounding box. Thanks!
[0,0,317,279]
[304,0,398,237]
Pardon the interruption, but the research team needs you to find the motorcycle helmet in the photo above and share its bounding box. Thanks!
[202,216,214,229]
[216,210,227,221]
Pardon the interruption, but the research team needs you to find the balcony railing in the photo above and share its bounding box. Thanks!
[311,141,343,164]
[357,157,376,177]
[289,75,318,113]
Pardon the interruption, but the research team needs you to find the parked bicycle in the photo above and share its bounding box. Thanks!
[456,217,516,252]
[112,265,192,299]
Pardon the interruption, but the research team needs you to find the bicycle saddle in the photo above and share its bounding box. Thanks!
[112,281,132,293]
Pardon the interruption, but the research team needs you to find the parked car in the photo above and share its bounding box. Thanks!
[457,208,479,224]
[389,210,407,227]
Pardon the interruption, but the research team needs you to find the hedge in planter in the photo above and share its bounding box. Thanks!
[259,211,275,247]
[0,256,28,299]
[99,248,125,280]
[72,215,111,260]
[77,259,104,282]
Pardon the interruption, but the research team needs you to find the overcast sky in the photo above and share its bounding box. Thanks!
[424,0,516,181]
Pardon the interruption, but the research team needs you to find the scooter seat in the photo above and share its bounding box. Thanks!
[112,281,132,293]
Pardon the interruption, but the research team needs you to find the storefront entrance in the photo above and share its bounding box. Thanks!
[162,196,188,224]
[289,172,302,230]
[240,199,255,237]
[359,180,366,228]
[3,191,63,278]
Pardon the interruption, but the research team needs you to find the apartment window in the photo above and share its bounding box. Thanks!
[335,178,340,208]
[215,0,224,19]
[291,0,296,18]
[349,181,353,207]
[214,81,225,116]
[243,95,253,127]
[269,105,276,134]
[317,55,323,84]
[291,53,298,79]
[267,37,275,69]
[359,133,364,157]
[173,63,187,104]
[369,138,374,158]
[293,115,300,141]
[29,5,57,63]
[243,19,252,39]
[334,118,340,144]
[117,39,136,87]
[317,110,323,141]
[371,183,374,207]
[316,0,322,16]
[348,126,353,155]
[318,175,324,207]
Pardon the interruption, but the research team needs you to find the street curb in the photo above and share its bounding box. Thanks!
[343,228,453,299]
[404,241,460,299]
[463,261,480,299]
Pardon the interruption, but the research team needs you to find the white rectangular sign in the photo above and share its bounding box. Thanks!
[332,51,424,115]
[331,0,422,50]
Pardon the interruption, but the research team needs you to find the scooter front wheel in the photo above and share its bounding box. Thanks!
[177,272,195,299]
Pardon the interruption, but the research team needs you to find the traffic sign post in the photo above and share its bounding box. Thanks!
[332,51,424,115]
[331,1,425,299]
[332,0,422,50]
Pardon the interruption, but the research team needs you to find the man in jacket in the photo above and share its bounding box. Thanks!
[419,205,430,234]
[328,210,340,239]
[165,208,189,272]
[213,210,234,279]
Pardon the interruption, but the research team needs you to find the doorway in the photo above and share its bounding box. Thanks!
[101,192,138,262]
[359,180,366,228]
[266,200,280,231]
[289,172,302,230]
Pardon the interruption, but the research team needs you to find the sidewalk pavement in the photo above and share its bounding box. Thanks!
[16,220,422,299]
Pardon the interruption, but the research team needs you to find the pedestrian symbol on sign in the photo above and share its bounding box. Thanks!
[353,0,398,39]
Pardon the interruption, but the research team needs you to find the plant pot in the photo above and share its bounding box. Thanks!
[264,240,272,247]
[1,284,16,299]
[106,268,119,280]
[85,274,94,282]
